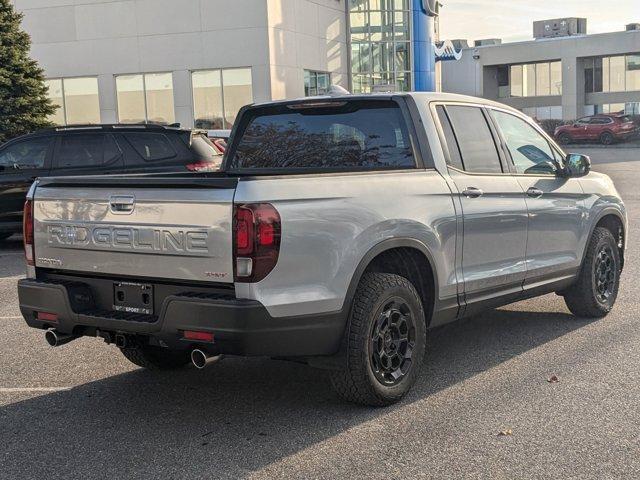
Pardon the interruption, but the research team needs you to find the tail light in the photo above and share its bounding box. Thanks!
[23,199,35,266]
[233,203,281,282]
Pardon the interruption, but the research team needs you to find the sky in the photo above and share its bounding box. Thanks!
[439,0,640,43]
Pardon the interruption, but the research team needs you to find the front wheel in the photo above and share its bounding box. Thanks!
[563,227,621,318]
[120,344,191,370]
[331,273,427,407]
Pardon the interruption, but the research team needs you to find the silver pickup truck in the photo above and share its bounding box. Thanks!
[18,93,627,406]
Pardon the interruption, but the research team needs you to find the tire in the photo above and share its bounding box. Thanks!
[600,132,614,146]
[563,227,621,318]
[120,344,191,370]
[558,133,572,145]
[331,272,427,407]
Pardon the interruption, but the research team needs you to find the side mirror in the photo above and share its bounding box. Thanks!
[564,153,591,177]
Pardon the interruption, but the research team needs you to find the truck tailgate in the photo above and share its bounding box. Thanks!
[32,176,237,283]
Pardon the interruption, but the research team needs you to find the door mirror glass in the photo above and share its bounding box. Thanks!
[565,153,591,177]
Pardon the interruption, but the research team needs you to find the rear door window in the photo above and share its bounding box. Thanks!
[589,117,612,125]
[229,100,416,171]
[0,137,52,172]
[435,106,464,170]
[445,105,503,174]
[125,133,177,162]
[56,134,120,169]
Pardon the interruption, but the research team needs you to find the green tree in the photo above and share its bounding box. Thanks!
[0,0,55,144]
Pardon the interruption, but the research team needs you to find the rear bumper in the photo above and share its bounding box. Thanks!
[614,129,637,139]
[17,278,346,357]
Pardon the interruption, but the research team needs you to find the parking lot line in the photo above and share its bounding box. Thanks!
[0,387,71,393]
[0,316,21,320]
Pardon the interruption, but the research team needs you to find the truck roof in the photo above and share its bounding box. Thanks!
[250,91,519,114]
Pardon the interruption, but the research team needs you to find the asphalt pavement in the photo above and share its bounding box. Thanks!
[1,147,639,479]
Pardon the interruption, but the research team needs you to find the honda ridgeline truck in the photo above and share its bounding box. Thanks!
[18,93,627,406]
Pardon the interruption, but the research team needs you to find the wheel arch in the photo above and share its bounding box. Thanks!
[585,209,626,269]
[343,238,439,328]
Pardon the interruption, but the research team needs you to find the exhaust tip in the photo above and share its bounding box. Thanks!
[45,329,58,347]
[191,349,208,369]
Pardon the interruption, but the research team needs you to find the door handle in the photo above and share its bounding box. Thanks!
[109,195,135,214]
[462,187,484,198]
[527,187,544,198]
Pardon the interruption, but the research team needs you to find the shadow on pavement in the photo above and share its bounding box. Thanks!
[0,307,592,478]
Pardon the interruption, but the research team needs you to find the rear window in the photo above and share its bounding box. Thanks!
[228,100,415,171]
[125,133,177,162]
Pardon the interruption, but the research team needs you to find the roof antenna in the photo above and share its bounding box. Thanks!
[328,85,351,96]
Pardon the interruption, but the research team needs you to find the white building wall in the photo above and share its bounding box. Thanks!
[266,0,349,100]
[12,0,348,127]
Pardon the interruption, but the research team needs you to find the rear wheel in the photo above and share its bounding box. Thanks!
[331,273,426,407]
[600,131,614,145]
[558,133,572,145]
[120,344,191,370]
[563,227,621,318]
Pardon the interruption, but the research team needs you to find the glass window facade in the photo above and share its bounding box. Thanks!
[304,70,331,96]
[192,68,252,129]
[349,0,411,93]
[506,62,562,98]
[45,77,100,125]
[588,103,639,115]
[522,106,563,121]
[585,54,640,93]
[116,73,175,125]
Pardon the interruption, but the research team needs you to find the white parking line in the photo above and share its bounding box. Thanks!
[0,316,21,320]
[0,387,71,393]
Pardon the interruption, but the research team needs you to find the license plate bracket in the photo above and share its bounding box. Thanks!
[113,282,154,315]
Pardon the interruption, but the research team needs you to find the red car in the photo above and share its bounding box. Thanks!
[555,114,637,145]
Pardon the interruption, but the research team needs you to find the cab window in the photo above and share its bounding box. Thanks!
[443,105,503,174]
[489,110,557,175]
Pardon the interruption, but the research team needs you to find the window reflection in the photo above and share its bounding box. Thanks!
[64,77,100,125]
[349,0,411,92]
[507,61,562,97]
[145,73,175,125]
[45,79,64,125]
[222,68,253,128]
[116,73,175,125]
[192,70,224,129]
[191,68,253,129]
[44,77,100,125]
[116,75,147,124]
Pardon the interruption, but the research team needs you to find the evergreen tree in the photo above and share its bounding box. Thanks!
[0,0,55,143]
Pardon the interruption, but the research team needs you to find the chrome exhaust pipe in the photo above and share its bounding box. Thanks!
[191,349,222,370]
[45,329,77,347]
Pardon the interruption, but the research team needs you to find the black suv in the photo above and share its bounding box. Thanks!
[0,124,223,240]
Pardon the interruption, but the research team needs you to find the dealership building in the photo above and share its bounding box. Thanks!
[12,0,438,129]
[442,19,640,121]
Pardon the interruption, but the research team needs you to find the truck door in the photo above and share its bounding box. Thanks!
[436,105,528,314]
[488,109,586,287]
